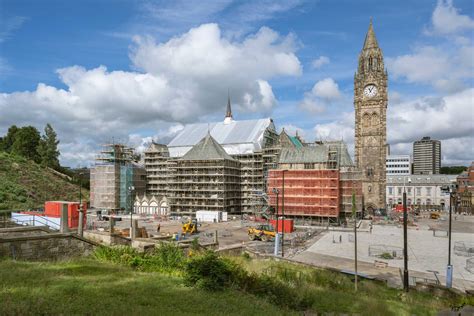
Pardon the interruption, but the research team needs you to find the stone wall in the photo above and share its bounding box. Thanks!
[0,233,96,261]
[0,226,51,238]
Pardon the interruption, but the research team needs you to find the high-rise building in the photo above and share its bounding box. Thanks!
[354,19,387,212]
[386,155,411,175]
[413,136,441,175]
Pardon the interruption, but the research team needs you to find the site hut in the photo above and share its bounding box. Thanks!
[267,141,363,225]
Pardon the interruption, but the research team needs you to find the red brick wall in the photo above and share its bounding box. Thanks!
[267,169,340,217]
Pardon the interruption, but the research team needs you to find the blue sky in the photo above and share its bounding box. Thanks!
[0,0,473,166]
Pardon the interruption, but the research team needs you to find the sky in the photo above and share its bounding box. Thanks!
[0,0,473,167]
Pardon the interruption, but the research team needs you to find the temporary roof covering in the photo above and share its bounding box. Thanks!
[181,133,235,161]
[168,118,275,157]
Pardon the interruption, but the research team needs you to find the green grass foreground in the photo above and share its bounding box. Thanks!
[0,258,287,316]
[0,251,472,315]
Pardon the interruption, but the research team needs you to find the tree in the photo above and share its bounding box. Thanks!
[11,126,41,162]
[440,166,468,175]
[38,123,60,169]
[0,125,19,152]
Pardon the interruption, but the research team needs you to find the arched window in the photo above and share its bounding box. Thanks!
[371,112,378,126]
[363,113,370,127]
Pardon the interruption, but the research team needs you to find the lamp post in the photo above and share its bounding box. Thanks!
[128,185,135,235]
[78,171,84,237]
[272,187,280,256]
[403,177,411,292]
[352,180,358,291]
[441,183,457,288]
[281,170,287,258]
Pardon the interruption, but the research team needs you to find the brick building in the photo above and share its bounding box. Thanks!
[267,142,363,221]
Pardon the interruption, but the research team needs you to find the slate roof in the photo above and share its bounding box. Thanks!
[278,141,354,166]
[181,133,235,161]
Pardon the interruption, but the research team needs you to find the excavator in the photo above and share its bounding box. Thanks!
[182,219,198,235]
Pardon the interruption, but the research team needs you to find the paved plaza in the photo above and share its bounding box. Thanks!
[302,222,474,290]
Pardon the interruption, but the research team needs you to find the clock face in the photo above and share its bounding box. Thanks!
[364,84,378,98]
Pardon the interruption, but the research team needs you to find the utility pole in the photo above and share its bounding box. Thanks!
[281,170,286,258]
[272,188,280,256]
[403,177,410,292]
[352,181,358,291]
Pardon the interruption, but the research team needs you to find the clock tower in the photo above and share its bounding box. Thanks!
[354,19,387,212]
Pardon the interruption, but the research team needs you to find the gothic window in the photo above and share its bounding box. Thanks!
[369,57,373,71]
[367,167,374,177]
[363,113,370,127]
[371,112,378,126]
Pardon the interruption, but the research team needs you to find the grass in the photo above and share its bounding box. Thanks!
[0,250,471,315]
[0,258,292,316]
[0,152,88,210]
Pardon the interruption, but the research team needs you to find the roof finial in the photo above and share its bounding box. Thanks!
[363,17,379,50]
[224,90,234,124]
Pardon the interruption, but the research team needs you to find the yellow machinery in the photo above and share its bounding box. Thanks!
[248,224,276,242]
[430,212,440,220]
[182,219,198,235]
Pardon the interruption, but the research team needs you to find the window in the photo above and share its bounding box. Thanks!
[398,187,402,195]
[426,187,432,196]
[416,187,421,195]
[407,187,412,194]
[388,187,393,195]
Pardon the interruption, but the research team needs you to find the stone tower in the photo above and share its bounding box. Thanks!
[354,20,387,212]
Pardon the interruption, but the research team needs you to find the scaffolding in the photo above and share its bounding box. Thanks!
[144,143,170,197]
[90,143,146,212]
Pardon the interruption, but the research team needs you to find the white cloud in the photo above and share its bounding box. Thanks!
[299,78,341,113]
[0,23,301,167]
[311,78,341,100]
[311,56,330,69]
[314,88,474,165]
[388,1,474,93]
[428,0,474,36]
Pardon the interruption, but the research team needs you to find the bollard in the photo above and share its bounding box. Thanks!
[132,219,139,238]
[109,217,115,236]
[446,265,453,288]
[274,233,281,256]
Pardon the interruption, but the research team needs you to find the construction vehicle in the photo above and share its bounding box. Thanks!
[182,219,198,235]
[430,212,440,220]
[248,224,276,242]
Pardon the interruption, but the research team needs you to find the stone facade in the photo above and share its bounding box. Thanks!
[354,20,387,212]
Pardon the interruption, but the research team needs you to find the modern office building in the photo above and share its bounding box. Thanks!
[413,136,441,175]
[386,155,411,175]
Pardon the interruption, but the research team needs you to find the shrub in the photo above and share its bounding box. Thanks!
[183,251,233,291]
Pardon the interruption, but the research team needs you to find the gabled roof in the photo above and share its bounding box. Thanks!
[181,133,235,161]
[278,141,354,166]
[168,118,275,157]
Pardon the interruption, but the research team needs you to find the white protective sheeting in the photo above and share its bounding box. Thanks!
[168,118,274,157]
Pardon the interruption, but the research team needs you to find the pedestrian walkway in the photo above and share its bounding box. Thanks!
[291,251,474,292]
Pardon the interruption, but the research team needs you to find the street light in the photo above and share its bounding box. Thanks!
[272,187,280,256]
[281,170,287,257]
[128,185,135,236]
[78,171,84,237]
[441,182,457,288]
[403,176,411,292]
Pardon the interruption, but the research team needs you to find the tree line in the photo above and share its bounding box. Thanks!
[0,124,60,170]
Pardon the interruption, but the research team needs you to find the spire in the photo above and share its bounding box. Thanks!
[224,90,234,124]
[363,18,379,50]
